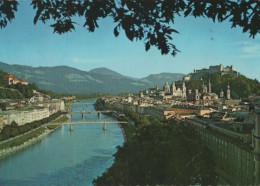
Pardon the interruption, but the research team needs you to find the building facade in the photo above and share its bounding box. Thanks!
[0,108,50,126]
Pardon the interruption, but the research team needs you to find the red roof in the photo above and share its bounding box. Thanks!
[4,74,14,79]
[20,80,28,83]
[13,78,20,82]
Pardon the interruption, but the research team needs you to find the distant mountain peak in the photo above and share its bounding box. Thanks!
[0,61,184,94]
[89,67,123,78]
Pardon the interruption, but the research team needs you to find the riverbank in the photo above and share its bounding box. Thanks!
[0,99,74,159]
[0,128,52,159]
[100,111,136,142]
[0,115,69,159]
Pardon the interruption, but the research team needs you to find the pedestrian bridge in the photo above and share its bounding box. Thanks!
[46,120,128,125]
[70,110,112,114]
[46,119,128,131]
[72,103,95,105]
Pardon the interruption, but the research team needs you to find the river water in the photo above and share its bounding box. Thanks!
[0,99,124,185]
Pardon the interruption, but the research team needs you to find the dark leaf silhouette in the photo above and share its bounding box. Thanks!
[1,0,260,57]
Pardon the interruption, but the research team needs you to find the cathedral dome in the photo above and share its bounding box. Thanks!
[163,82,170,92]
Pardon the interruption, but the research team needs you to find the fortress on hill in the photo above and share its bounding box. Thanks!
[183,64,240,81]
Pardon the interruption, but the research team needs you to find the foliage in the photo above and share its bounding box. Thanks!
[0,81,39,99]
[0,69,7,86]
[7,83,38,98]
[0,127,46,150]
[124,109,150,128]
[117,117,137,142]
[0,88,23,99]
[1,1,260,56]
[94,97,105,111]
[0,102,7,111]
[0,111,63,141]
[184,73,260,98]
[93,121,217,185]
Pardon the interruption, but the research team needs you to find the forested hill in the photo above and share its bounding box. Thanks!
[0,69,7,86]
[0,62,184,94]
[0,69,40,99]
[184,73,260,99]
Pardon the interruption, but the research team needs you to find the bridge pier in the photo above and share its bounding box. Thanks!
[103,122,106,131]
[70,123,73,132]
[82,112,85,120]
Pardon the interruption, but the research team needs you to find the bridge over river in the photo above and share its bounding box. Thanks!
[52,108,128,131]
[0,99,125,185]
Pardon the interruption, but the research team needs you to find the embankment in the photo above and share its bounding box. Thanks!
[0,128,51,159]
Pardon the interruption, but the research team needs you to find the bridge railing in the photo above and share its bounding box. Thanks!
[45,120,128,125]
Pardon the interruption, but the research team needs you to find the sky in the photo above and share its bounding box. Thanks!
[0,1,260,80]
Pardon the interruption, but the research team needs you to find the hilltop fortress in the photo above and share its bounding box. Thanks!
[183,64,240,81]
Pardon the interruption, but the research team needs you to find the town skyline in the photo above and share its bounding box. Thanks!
[0,1,260,80]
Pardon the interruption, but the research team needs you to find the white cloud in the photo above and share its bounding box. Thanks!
[238,44,260,59]
[72,58,104,64]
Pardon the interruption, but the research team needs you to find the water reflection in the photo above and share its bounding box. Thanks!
[0,99,124,185]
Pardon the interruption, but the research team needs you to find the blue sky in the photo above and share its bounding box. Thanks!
[0,1,260,80]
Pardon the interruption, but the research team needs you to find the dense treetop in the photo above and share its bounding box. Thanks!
[94,119,217,185]
[0,0,259,56]
[181,73,260,98]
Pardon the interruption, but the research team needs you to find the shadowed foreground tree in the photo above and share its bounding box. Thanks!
[93,123,218,185]
[0,0,259,56]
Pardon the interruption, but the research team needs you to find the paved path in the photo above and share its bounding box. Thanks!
[0,114,66,145]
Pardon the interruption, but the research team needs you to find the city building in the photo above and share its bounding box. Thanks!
[41,99,65,114]
[187,79,219,105]
[0,108,50,126]
[3,74,28,85]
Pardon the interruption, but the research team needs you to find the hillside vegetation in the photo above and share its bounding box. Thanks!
[94,119,217,185]
[0,69,45,99]
[0,62,184,94]
[180,73,260,99]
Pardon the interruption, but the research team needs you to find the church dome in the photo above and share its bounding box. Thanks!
[163,82,170,92]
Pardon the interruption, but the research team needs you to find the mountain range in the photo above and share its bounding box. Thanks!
[0,62,184,94]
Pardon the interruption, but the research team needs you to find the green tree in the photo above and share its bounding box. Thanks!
[93,122,217,185]
[1,1,259,57]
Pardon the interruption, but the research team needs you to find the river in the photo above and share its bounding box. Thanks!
[0,99,124,185]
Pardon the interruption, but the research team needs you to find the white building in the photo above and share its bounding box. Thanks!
[0,108,50,126]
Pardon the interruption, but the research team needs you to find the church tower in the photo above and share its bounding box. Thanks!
[163,82,170,93]
[226,82,231,100]
[170,81,176,93]
[201,81,208,94]
[208,78,211,93]
[182,81,186,98]
[220,89,224,98]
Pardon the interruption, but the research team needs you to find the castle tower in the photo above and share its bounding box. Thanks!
[208,78,211,93]
[226,82,231,100]
[254,105,260,185]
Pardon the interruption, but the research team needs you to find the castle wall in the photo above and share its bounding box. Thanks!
[190,65,239,80]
